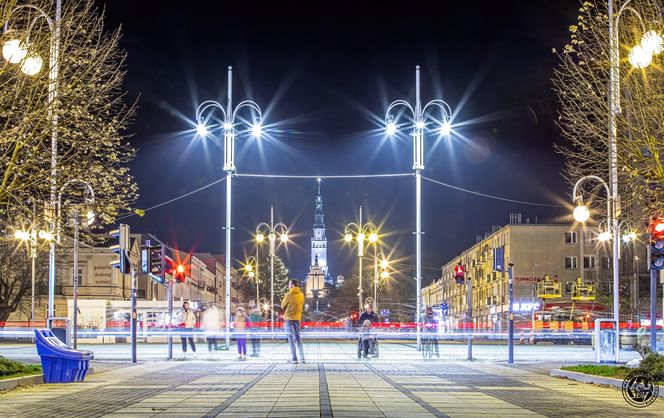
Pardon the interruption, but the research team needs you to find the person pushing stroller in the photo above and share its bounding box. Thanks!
[358,304,379,358]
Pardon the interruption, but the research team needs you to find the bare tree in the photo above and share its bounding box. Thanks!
[0,0,138,321]
[553,0,664,223]
[1,0,138,228]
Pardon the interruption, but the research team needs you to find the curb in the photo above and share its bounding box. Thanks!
[0,374,44,391]
[550,369,664,399]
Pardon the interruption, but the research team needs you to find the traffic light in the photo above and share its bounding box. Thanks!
[109,224,130,274]
[141,242,164,283]
[650,217,664,271]
[454,263,465,285]
[174,264,186,282]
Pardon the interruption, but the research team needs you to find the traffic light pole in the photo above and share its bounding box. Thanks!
[508,263,514,364]
[72,208,79,349]
[467,276,472,361]
[651,267,657,352]
[130,266,137,363]
[167,279,173,360]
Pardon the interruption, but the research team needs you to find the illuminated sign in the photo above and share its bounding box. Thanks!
[512,302,540,312]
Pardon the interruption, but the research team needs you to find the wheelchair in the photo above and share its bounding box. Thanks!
[357,335,379,358]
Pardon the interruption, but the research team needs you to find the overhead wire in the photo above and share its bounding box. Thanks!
[117,171,563,220]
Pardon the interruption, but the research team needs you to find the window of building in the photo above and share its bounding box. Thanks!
[565,256,577,269]
[583,255,596,269]
[602,257,611,269]
[584,231,598,244]
[565,232,577,244]
[71,266,84,286]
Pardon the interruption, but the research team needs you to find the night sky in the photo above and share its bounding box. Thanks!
[98,0,580,284]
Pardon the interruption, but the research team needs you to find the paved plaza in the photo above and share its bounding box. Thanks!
[2,358,663,417]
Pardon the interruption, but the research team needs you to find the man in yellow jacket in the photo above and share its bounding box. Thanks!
[281,279,305,363]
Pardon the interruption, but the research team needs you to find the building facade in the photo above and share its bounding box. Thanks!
[422,222,612,331]
[13,233,240,333]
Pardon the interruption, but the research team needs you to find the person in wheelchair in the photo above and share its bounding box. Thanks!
[359,319,378,358]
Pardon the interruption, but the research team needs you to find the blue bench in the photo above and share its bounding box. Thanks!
[35,329,94,383]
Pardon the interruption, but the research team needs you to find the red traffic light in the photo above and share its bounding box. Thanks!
[651,217,664,239]
[454,264,465,276]
[174,264,186,282]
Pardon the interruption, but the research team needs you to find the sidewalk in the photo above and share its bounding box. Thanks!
[1,359,662,417]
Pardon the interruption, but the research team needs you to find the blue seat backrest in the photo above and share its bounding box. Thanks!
[34,329,81,357]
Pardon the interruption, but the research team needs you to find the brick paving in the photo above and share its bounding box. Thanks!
[1,359,663,417]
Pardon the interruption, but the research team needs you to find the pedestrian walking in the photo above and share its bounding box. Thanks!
[281,279,305,363]
[249,304,263,357]
[203,305,220,352]
[234,307,249,360]
[177,301,197,356]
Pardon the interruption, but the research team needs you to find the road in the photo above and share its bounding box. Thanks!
[0,340,642,363]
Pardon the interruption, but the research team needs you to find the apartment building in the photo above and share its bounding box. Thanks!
[422,219,614,330]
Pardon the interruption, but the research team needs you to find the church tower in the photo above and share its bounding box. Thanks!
[311,178,328,275]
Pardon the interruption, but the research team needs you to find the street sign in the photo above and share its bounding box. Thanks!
[380,309,390,316]
[441,303,449,315]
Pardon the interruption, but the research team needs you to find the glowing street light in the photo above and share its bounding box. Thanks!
[256,205,289,335]
[384,65,453,350]
[622,231,637,243]
[344,206,379,312]
[629,44,652,68]
[194,66,264,349]
[440,121,452,136]
[196,121,208,137]
[251,117,263,137]
[628,29,663,68]
[385,116,397,136]
[380,259,389,270]
[598,231,612,242]
[2,39,27,63]
[573,205,591,223]
[20,54,43,75]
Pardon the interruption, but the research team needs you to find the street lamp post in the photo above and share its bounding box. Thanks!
[385,65,453,350]
[256,206,289,335]
[242,255,258,310]
[344,205,379,313]
[600,0,664,360]
[572,175,619,361]
[57,179,95,349]
[3,1,62,325]
[13,222,53,330]
[375,258,389,316]
[195,66,264,350]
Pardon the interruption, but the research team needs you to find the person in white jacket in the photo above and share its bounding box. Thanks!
[202,305,220,352]
[177,301,197,355]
